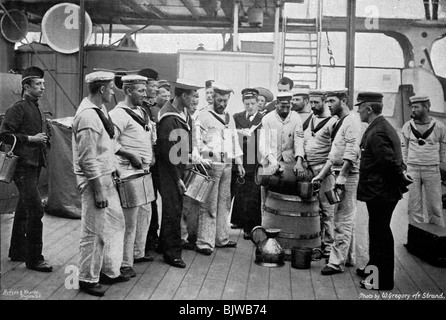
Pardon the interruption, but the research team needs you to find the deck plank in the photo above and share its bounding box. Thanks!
[245,258,270,300]
[150,250,196,300]
[124,256,169,300]
[269,262,292,300]
[2,220,81,289]
[196,245,237,300]
[173,250,213,300]
[221,233,254,300]
[2,225,81,296]
[2,193,445,301]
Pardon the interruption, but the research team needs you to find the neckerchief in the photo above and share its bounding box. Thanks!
[410,121,436,146]
[330,114,348,141]
[209,110,230,127]
[122,107,150,131]
[302,114,312,131]
[310,116,332,137]
[93,108,115,139]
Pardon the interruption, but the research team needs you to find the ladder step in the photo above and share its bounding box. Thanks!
[283,63,318,67]
[284,54,317,57]
[284,39,318,42]
[284,47,316,51]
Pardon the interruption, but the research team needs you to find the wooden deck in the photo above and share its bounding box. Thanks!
[1,195,445,302]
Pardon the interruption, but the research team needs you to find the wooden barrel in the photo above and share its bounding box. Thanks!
[263,191,321,258]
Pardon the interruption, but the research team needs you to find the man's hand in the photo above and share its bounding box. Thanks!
[128,154,143,169]
[311,175,322,184]
[293,162,306,180]
[177,179,187,195]
[28,133,48,145]
[237,164,246,178]
[90,176,109,209]
[94,188,108,209]
[402,172,414,186]
[335,175,347,191]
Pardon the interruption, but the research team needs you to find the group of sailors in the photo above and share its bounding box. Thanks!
[0,66,445,297]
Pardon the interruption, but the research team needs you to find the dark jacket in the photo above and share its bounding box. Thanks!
[233,110,262,173]
[157,101,193,182]
[0,95,49,167]
[357,116,407,203]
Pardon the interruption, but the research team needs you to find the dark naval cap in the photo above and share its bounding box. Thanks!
[354,92,383,106]
[137,68,159,81]
[170,78,203,91]
[255,87,274,102]
[21,66,44,84]
[241,88,259,99]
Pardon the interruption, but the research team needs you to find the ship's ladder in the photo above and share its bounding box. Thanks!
[280,0,323,89]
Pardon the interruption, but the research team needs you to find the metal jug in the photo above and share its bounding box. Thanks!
[250,226,285,267]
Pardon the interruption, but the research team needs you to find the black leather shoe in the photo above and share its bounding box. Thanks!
[164,257,186,268]
[216,240,237,248]
[79,281,106,297]
[196,248,213,256]
[321,265,343,276]
[26,260,53,272]
[134,255,154,263]
[359,279,394,291]
[99,273,131,284]
[181,242,196,250]
[120,266,136,277]
[230,224,241,229]
[345,262,355,268]
[356,267,369,278]
[243,232,251,240]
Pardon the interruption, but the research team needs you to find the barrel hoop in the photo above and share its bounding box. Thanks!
[264,205,319,217]
[278,231,321,240]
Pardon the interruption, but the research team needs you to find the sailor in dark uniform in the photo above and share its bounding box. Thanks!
[0,66,53,272]
[157,79,202,268]
[137,68,162,254]
[231,88,263,239]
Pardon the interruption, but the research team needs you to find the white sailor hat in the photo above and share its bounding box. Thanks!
[309,89,326,97]
[277,91,293,102]
[157,79,171,90]
[85,71,115,83]
[121,74,148,85]
[212,82,233,95]
[409,95,430,104]
[292,87,310,97]
[170,78,203,91]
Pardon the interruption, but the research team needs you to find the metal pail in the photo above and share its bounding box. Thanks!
[291,246,313,269]
[324,188,342,205]
[183,166,215,203]
[116,172,155,208]
[0,135,19,184]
